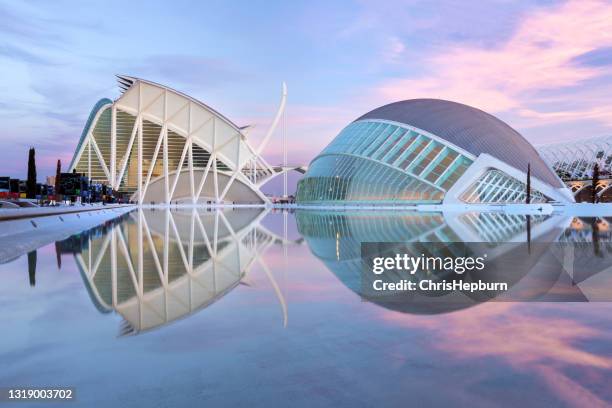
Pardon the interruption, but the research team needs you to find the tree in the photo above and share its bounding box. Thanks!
[592,163,600,204]
[526,163,531,204]
[55,159,62,199]
[26,147,37,199]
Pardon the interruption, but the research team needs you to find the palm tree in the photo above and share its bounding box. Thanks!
[525,163,531,204]
[26,147,37,199]
[592,163,600,204]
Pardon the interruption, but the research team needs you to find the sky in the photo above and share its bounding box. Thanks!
[1,0,612,184]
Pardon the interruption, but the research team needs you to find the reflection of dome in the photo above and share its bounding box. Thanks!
[296,210,481,315]
[296,210,566,315]
[297,99,573,205]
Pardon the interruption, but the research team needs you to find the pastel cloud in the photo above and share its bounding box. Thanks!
[380,303,612,406]
[3,0,612,181]
[374,0,612,129]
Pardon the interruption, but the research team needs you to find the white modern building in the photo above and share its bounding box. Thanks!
[69,76,296,205]
[297,99,574,205]
[537,134,612,180]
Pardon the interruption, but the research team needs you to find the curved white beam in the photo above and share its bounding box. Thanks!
[256,82,287,156]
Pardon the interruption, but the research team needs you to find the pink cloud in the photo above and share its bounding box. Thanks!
[380,303,612,406]
[373,0,612,128]
[382,303,612,368]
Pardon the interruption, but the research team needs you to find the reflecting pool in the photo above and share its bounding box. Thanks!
[1,209,612,407]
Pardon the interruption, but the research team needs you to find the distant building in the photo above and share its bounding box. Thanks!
[10,179,21,194]
[59,172,87,197]
[537,135,612,202]
[0,176,9,193]
[537,135,612,181]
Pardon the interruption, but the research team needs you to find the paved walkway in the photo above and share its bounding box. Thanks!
[0,204,135,221]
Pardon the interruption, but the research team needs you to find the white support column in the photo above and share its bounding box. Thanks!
[137,85,143,204]
[213,210,219,255]
[111,105,117,188]
[189,208,195,270]
[111,226,117,308]
[87,140,91,181]
[163,209,169,286]
[140,211,164,283]
[163,127,169,204]
[163,90,169,204]
[87,236,92,278]
[115,116,139,191]
[188,103,195,203]
[89,136,111,182]
[137,116,143,203]
[219,169,240,201]
[195,151,215,202]
[170,141,189,201]
[213,118,219,203]
[138,209,144,299]
[141,125,165,201]
[219,144,241,202]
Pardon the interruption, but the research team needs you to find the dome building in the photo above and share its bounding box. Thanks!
[296,99,573,205]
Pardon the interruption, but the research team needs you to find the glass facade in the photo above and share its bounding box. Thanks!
[460,169,548,203]
[73,109,230,195]
[297,120,474,204]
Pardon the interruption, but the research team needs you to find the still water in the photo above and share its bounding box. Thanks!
[1,209,612,407]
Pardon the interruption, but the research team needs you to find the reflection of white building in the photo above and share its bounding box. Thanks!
[75,209,292,334]
[296,210,574,314]
[69,76,299,204]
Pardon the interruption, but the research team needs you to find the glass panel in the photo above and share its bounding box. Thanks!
[398,136,428,169]
[373,129,405,161]
[296,154,445,204]
[459,169,548,203]
[424,148,457,183]
[361,125,394,157]
[438,156,473,190]
[410,142,442,176]
[387,132,416,165]
[353,123,386,155]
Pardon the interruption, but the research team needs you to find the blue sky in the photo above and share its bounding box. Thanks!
[1,0,612,183]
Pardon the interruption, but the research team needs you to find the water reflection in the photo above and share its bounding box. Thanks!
[27,250,36,287]
[556,217,612,300]
[54,210,612,333]
[295,211,612,312]
[62,209,293,335]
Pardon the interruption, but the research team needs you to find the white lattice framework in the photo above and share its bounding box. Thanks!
[75,208,296,334]
[537,135,612,180]
[69,76,290,205]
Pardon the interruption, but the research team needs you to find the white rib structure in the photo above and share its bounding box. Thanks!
[75,208,296,334]
[69,76,302,205]
[537,135,612,181]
